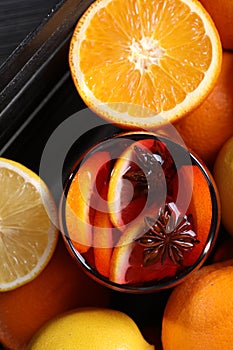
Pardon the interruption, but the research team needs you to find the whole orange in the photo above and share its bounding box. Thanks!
[175,50,233,168]
[0,237,110,350]
[162,259,233,350]
[199,0,233,50]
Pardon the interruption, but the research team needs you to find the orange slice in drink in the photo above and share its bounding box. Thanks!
[109,210,178,285]
[109,164,216,286]
[69,0,222,129]
[185,164,218,262]
[110,166,219,284]
[107,137,172,229]
[107,138,159,229]
[65,152,110,253]
[93,185,115,278]
[93,210,113,278]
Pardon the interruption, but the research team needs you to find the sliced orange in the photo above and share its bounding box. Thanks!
[93,185,114,278]
[187,164,219,261]
[93,211,113,278]
[107,138,164,228]
[109,209,178,285]
[172,164,216,265]
[69,0,222,129]
[109,164,217,286]
[0,158,58,292]
[64,151,110,253]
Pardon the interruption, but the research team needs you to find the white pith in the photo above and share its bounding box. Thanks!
[128,37,165,74]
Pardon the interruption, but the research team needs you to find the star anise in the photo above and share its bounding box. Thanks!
[136,202,200,266]
[123,144,165,189]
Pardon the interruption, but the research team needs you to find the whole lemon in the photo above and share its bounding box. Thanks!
[213,136,233,236]
[28,307,154,350]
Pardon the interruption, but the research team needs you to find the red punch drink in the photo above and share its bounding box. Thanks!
[59,131,220,293]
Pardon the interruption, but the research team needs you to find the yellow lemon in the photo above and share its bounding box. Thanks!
[28,307,155,350]
[0,158,58,291]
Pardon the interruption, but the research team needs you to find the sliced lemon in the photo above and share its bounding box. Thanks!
[0,158,58,291]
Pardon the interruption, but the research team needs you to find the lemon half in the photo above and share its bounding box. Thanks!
[0,158,58,291]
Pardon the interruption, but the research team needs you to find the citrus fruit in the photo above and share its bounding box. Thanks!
[175,50,233,168]
[107,138,156,228]
[69,0,222,129]
[0,158,58,292]
[93,185,114,278]
[199,0,233,50]
[162,259,233,350]
[213,135,233,236]
[64,151,110,253]
[177,164,218,262]
[109,164,215,286]
[61,132,219,291]
[93,210,113,278]
[109,210,178,285]
[0,237,110,350]
[28,307,155,350]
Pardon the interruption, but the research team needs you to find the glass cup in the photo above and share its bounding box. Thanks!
[59,130,220,293]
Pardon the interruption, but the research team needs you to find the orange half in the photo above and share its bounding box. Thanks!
[69,0,222,129]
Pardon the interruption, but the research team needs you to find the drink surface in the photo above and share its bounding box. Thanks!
[60,132,218,292]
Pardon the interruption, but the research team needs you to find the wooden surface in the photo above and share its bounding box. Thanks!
[0,0,59,66]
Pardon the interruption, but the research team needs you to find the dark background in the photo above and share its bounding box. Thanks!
[0,0,60,67]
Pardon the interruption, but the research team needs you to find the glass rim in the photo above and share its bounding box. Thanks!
[59,130,221,294]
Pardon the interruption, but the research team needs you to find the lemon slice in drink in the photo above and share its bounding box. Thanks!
[0,158,58,291]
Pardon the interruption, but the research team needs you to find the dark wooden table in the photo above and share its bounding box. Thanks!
[0,0,59,66]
